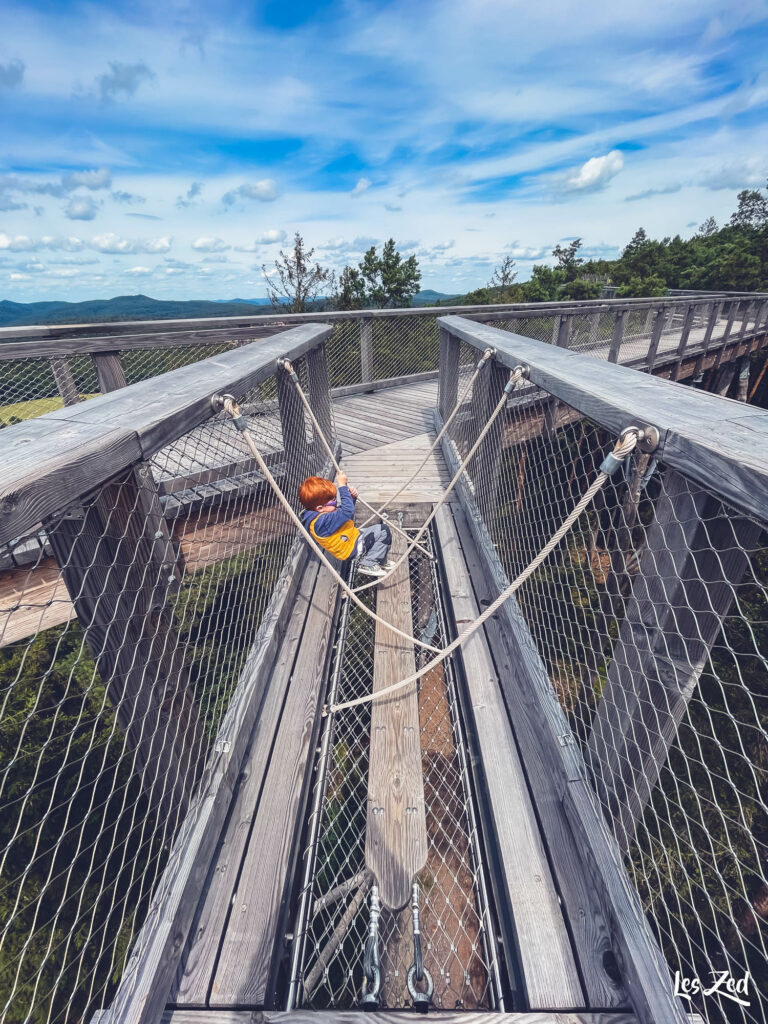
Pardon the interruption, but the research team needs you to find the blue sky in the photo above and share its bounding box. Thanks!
[1,0,768,302]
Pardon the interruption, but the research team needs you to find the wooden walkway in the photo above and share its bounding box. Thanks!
[365,528,427,911]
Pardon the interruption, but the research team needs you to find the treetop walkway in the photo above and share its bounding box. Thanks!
[1,292,767,1024]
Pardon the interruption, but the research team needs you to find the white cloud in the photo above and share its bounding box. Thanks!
[351,177,371,198]
[222,180,278,205]
[90,232,171,254]
[66,195,100,220]
[698,160,766,190]
[257,229,287,244]
[65,168,112,190]
[564,150,624,192]
[9,272,28,280]
[176,181,203,208]
[141,236,172,253]
[192,236,230,252]
[0,233,35,251]
[125,266,153,275]
[112,189,146,204]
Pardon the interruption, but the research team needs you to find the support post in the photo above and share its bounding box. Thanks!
[736,354,751,403]
[438,326,460,422]
[276,362,313,501]
[645,305,667,372]
[693,299,723,378]
[49,355,80,406]
[360,317,373,385]
[46,466,203,826]
[586,469,762,853]
[306,342,334,457]
[92,350,128,392]
[670,303,695,381]
[473,359,509,525]
[607,309,627,364]
[557,313,573,349]
[713,301,738,369]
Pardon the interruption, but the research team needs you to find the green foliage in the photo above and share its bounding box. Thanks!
[559,278,602,301]
[262,232,333,313]
[333,238,421,309]
[615,274,667,298]
[552,238,584,281]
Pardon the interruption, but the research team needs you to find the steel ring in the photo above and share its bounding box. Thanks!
[407,963,434,1003]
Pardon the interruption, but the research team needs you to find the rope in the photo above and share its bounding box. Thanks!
[279,360,433,561]
[326,429,639,714]
[220,396,441,654]
[351,365,524,594]
[358,348,494,527]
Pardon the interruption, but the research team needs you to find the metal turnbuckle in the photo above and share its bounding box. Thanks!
[359,885,381,1010]
[407,883,433,1012]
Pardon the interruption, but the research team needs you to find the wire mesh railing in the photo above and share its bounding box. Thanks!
[3,294,765,430]
[0,327,335,1023]
[438,314,768,1024]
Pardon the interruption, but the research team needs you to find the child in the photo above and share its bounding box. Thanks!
[298,471,393,580]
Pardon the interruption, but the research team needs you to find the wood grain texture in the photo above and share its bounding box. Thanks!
[102,537,311,1024]
[172,560,321,1005]
[435,505,584,1010]
[160,1010,648,1024]
[211,565,339,1006]
[438,314,768,522]
[92,350,128,392]
[447,501,629,1011]
[364,529,428,911]
[49,355,80,405]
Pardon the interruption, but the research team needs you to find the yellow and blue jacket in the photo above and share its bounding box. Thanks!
[301,485,360,561]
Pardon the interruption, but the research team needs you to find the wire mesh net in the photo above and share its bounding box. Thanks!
[0,351,334,1023]
[290,527,503,1011]
[444,344,768,1024]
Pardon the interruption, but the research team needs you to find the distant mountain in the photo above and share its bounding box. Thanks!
[0,289,464,330]
[0,294,283,329]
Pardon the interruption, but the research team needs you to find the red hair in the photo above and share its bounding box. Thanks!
[298,476,336,510]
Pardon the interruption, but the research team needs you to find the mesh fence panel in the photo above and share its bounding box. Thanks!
[0,352,332,1023]
[291,530,503,1011]
[120,342,239,386]
[444,356,768,1024]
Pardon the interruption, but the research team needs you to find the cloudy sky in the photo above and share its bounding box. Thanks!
[1,0,768,303]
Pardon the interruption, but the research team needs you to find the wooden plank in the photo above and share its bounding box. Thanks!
[306,343,334,447]
[438,315,768,522]
[435,504,584,1010]
[0,557,75,646]
[102,535,312,1024]
[365,530,428,911]
[211,565,339,1006]
[160,1010,649,1024]
[607,310,627,364]
[586,469,762,852]
[448,503,629,1010]
[173,559,321,1005]
[360,317,373,383]
[439,326,460,420]
[92,350,128,392]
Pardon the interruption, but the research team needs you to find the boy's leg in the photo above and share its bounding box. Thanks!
[357,523,392,566]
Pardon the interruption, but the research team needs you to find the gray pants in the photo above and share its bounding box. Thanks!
[356,522,392,567]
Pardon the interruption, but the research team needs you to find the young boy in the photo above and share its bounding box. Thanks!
[298,471,393,580]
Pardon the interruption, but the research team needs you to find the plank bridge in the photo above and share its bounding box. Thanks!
[1,293,767,1024]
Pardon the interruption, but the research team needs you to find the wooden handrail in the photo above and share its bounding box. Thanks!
[0,322,331,545]
[438,314,768,522]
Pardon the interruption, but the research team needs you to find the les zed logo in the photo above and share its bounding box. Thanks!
[674,969,751,1007]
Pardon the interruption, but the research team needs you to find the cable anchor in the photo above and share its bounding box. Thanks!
[278,357,300,383]
[407,883,433,1012]
[359,885,381,1010]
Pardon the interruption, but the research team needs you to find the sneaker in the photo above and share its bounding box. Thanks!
[381,560,398,571]
[357,564,389,580]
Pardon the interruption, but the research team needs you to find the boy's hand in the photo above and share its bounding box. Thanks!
[335,471,348,487]
[348,486,358,498]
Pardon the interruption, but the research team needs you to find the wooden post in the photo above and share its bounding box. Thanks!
[588,311,601,349]
[586,469,762,853]
[557,313,573,348]
[473,360,509,524]
[438,326,459,421]
[49,355,80,406]
[92,350,128,392]
[713,301,738,370]
[607,308,627,364]
[736,354,751,403]
[551,314,562,345]
[276,363,313,501]
[306,343,334,459]
[360,317,373,385]
[670,303,695,381]
[645,305,667,372]
[693,299,723,379]
[46,466,203,826]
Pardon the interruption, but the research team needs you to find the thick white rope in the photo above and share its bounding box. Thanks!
[279,360,433,561]
[358,348,494,527]
[221,397,441,654]
[351,365,524,594]
[327,429,640,714]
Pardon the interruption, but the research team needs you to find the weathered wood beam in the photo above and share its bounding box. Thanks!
[92,350,128,392]
[586,469,762,853]
[49,355,81,405]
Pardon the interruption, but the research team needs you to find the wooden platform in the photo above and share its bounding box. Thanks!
[365,528,428,911]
